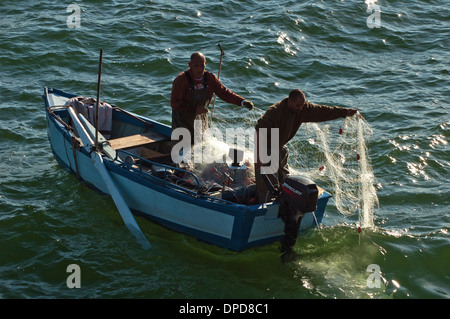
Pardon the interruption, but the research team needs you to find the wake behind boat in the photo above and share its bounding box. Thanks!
[43,87,332,252]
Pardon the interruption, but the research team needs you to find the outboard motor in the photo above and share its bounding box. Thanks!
[279,176,318,251]
[262,174,319,252]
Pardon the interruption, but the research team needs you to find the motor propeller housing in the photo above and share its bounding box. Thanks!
[262,174,319,252]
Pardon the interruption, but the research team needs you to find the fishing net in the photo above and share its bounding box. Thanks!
[187,106,378,228]
[288,113,379,228]
[189,112,258,191]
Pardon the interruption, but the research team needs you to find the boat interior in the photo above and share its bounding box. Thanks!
[48,104,259,206]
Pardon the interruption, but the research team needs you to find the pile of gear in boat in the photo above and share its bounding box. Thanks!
[124,145,319,251]
[132,147,260,206]
[149,146,319,251]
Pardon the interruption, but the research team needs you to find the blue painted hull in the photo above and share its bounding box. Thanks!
[43,87,332,251]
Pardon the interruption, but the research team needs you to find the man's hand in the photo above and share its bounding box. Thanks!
[346,108,358,117]
[242,100,254,110]
[196,105,209,115]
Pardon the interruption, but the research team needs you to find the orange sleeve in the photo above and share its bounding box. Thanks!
[208,73,245,106]
[170,72,190,112]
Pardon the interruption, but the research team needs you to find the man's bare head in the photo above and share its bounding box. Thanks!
[190,52,206,63]
[189,52,207,79]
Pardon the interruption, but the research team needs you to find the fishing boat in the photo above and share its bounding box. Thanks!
[43,86,332,252]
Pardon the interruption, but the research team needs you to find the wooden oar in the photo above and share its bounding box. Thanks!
[68,106,151,249]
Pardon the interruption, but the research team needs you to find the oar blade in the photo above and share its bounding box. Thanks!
[93,155,151,250]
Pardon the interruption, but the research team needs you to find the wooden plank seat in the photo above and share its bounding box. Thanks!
[140,148,169,159]
[109,131,171,161]
[109,131,168,150]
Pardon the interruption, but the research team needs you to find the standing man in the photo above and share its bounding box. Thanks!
[171,52,254,144]
[255,89,358,203]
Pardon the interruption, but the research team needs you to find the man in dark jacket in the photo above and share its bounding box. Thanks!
[255,89,357,203]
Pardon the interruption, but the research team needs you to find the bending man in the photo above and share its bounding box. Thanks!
[255,89,357,203]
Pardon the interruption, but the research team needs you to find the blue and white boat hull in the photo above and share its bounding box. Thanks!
[43,87,332,251]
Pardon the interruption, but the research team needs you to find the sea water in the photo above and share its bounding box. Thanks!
[0,0,448,299]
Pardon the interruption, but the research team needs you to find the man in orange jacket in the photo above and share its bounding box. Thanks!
[171,52,254,144]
